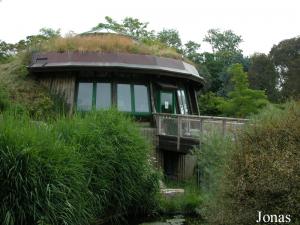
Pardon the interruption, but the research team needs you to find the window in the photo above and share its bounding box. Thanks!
[77,83,93,111]
[177,89,189,114]
[134,85,150,113]
[76,82,151,115]
[160,91,174,114]
[96,83,111,110]
[117,84,132,112]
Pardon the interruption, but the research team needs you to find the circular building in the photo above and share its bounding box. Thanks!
[28,34,204,179]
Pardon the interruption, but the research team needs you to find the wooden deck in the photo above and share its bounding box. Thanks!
[140,113,248,180]
[154,113,248,153]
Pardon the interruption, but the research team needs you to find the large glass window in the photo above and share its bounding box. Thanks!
[77,83,93,111]
[96,83,111,110]
[117,84,132,112]
[134,85,150,113]
[177,89,189,114]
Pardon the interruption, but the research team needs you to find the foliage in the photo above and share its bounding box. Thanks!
[157,29,182,52]
[0,40,15,63]
[0,84,9,112]
[0,109,160,225]
[195,131,233,221]
[159,180,201,215]
[219,64,269,117]
[248,53,280,102]
[199,102,300,225]
[91,16,155,40]
[204,28,242,54]
[198,91,224,116]
[0,113,92,225]
[270,36,300,100]
[54,109,160,223]
[0,56,66,120]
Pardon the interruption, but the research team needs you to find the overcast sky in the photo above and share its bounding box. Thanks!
[0,0,299,56]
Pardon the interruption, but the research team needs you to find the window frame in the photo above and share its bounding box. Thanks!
[157,90,176,114]
[75,81,151,116]
[117,83,151,116]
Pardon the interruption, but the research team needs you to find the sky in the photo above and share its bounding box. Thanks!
[0,0,299,56]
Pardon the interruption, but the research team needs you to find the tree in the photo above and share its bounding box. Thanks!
[157,29,182,51]
[0,40,15,62]
[15,28,61,52]
[248,53,279,102]
[219,64,269,117]
[183,41,202,62]
[91,16,155,40]
[201,29,248,96]
[204,29,242,54]
[270,36,300,100]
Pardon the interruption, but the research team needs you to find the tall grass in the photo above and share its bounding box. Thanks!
[0,112,92,225]
[31,35,181,60]
[197,102,300,225]
[0,109,160,224]
[54,109,160,223]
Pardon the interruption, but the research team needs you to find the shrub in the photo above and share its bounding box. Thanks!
[54,109,160,223]
[195,131,233,221]
[0,113,92,225]
[199,102,300,225]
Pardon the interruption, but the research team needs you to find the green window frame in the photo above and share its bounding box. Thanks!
[117,83,151,116]
[76,82,112,111]
[157,90,176,114]
[76,82,151,116]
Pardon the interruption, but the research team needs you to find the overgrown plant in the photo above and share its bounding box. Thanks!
[54,109,160,223]
[0,112,92,225]
[198,102,300,225]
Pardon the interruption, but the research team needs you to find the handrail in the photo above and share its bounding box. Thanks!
[153,113,249,122]
[154,113,248,151]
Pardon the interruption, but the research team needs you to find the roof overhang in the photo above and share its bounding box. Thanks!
[28,52,204,84]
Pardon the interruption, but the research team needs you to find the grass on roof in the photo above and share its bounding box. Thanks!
[32,34,183,60]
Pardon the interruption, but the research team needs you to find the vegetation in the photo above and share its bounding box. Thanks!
[54,109,160,223]
[197,102,300,225]
[0,56,62,119]
[0,109,160,225]
[158,180,201,215]
[0,113,91,225]
[199,64,269,117]
[36,35,182,59]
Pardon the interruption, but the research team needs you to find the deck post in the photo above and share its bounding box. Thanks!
[177,116,181,151]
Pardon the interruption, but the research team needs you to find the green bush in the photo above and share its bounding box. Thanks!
[54,109,160,222]
[0,113,92,225]
[198,102,300,225]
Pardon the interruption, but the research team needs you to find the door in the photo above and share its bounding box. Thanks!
[159,91,175,114]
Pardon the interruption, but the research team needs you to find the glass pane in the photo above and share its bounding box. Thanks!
[96,83,111,110]
[177,90,184,114]
[117,84,132,112]
[181,89,189,114]
[77,83,93,111]
[160,92,173,113]
[134,85,150,113]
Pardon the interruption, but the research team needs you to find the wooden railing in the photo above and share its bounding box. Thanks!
[153,113,248,150]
